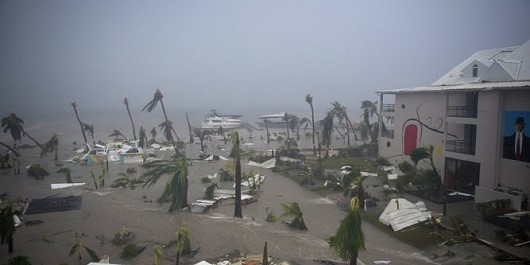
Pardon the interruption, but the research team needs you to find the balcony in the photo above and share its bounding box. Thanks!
[446,140,475,155]
[382,104,395,112]
[447,106,477,118]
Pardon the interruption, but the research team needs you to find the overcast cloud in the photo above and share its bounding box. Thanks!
[1,0,529,116]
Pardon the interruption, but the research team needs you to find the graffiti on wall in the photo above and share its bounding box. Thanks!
[402,104,457,156]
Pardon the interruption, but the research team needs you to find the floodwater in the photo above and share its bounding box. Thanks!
[0,108,500,264]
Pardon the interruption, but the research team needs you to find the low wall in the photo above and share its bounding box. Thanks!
[475,185,523,211]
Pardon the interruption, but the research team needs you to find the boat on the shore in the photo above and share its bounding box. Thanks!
[200,116,242,129]
[257,112,286,128]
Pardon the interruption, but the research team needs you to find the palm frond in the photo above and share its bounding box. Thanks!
[142,89,163,112]
[85,246,100,261]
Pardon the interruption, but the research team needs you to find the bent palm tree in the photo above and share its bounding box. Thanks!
[123,98,137,141]
[305,94,316,155]
[186,112,194,144]
[231,131,243,218]
[280,202,308,231]
[330,197,365,265]
[1,113,45,150]
[360,100,378,144]
[71,102,88,149]
[143,89,180,154]
[332,101,357,144]
[141,155,188,212]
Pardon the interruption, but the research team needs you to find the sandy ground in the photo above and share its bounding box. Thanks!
[0,131,506,265]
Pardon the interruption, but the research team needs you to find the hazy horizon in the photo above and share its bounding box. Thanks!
[2,0,530,117]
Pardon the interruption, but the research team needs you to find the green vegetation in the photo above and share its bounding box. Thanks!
[279,202,308,231]
[69,233,99,263]
[330,197,365,265]
[112,226,135,246]
[120,243,145,259]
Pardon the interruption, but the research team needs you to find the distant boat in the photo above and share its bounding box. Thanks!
[257,112,286,128]
[201,116,242,129]
[206,109,243,119]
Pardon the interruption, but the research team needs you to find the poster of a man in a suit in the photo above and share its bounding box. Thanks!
[503,112,530,162]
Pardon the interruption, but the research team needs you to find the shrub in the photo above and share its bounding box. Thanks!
[120,244,145,259]
[398,161,414,174]
[338,146,363,157]
[376,157,391,166]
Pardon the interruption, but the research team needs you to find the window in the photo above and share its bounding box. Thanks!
[472,64,478,77]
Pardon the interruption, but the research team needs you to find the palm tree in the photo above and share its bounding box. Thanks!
[330,197,365,265]
[283,112,290,148]
[305,94,316,155]
[217,126,227,144]
[332,101,357,145]
[262,241,268,265]
[71,102,88,149]
[175,219,191,265]
[41,133,59,161]
[141,155,189,212]
[150,127,157,143]
[186,112,194,144]
[123,98,137,141]
[231,131,243,218]
[2,113,45,150]
[109,129,127,142]
[142,89,180,154]
[360,100,378,144]
[264,119,270,144]
[158,121,174,144]
[138,126,148,148]
[287,114,300,142]
[0,199,15,253]
[193,128,211,152]
[319,112,334,158]
[82,123,94,142]
[356,122,370,144]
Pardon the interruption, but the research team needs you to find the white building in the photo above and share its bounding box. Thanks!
[377,40,530,210]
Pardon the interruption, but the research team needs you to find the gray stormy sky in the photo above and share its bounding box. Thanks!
[1,0,530,117]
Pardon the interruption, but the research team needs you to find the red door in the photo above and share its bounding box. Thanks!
[403,124,418,155]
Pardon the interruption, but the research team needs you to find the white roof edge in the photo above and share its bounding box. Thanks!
[376,80,530,94]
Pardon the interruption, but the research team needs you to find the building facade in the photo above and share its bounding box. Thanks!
[377,40,530,210]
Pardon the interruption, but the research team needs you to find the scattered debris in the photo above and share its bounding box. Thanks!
[50,182,86,189]
[247,158,276,169]
[379,198,431,232]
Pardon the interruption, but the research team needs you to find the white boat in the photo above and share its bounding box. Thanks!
[201,116,242,129]
[257,112,286,128]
